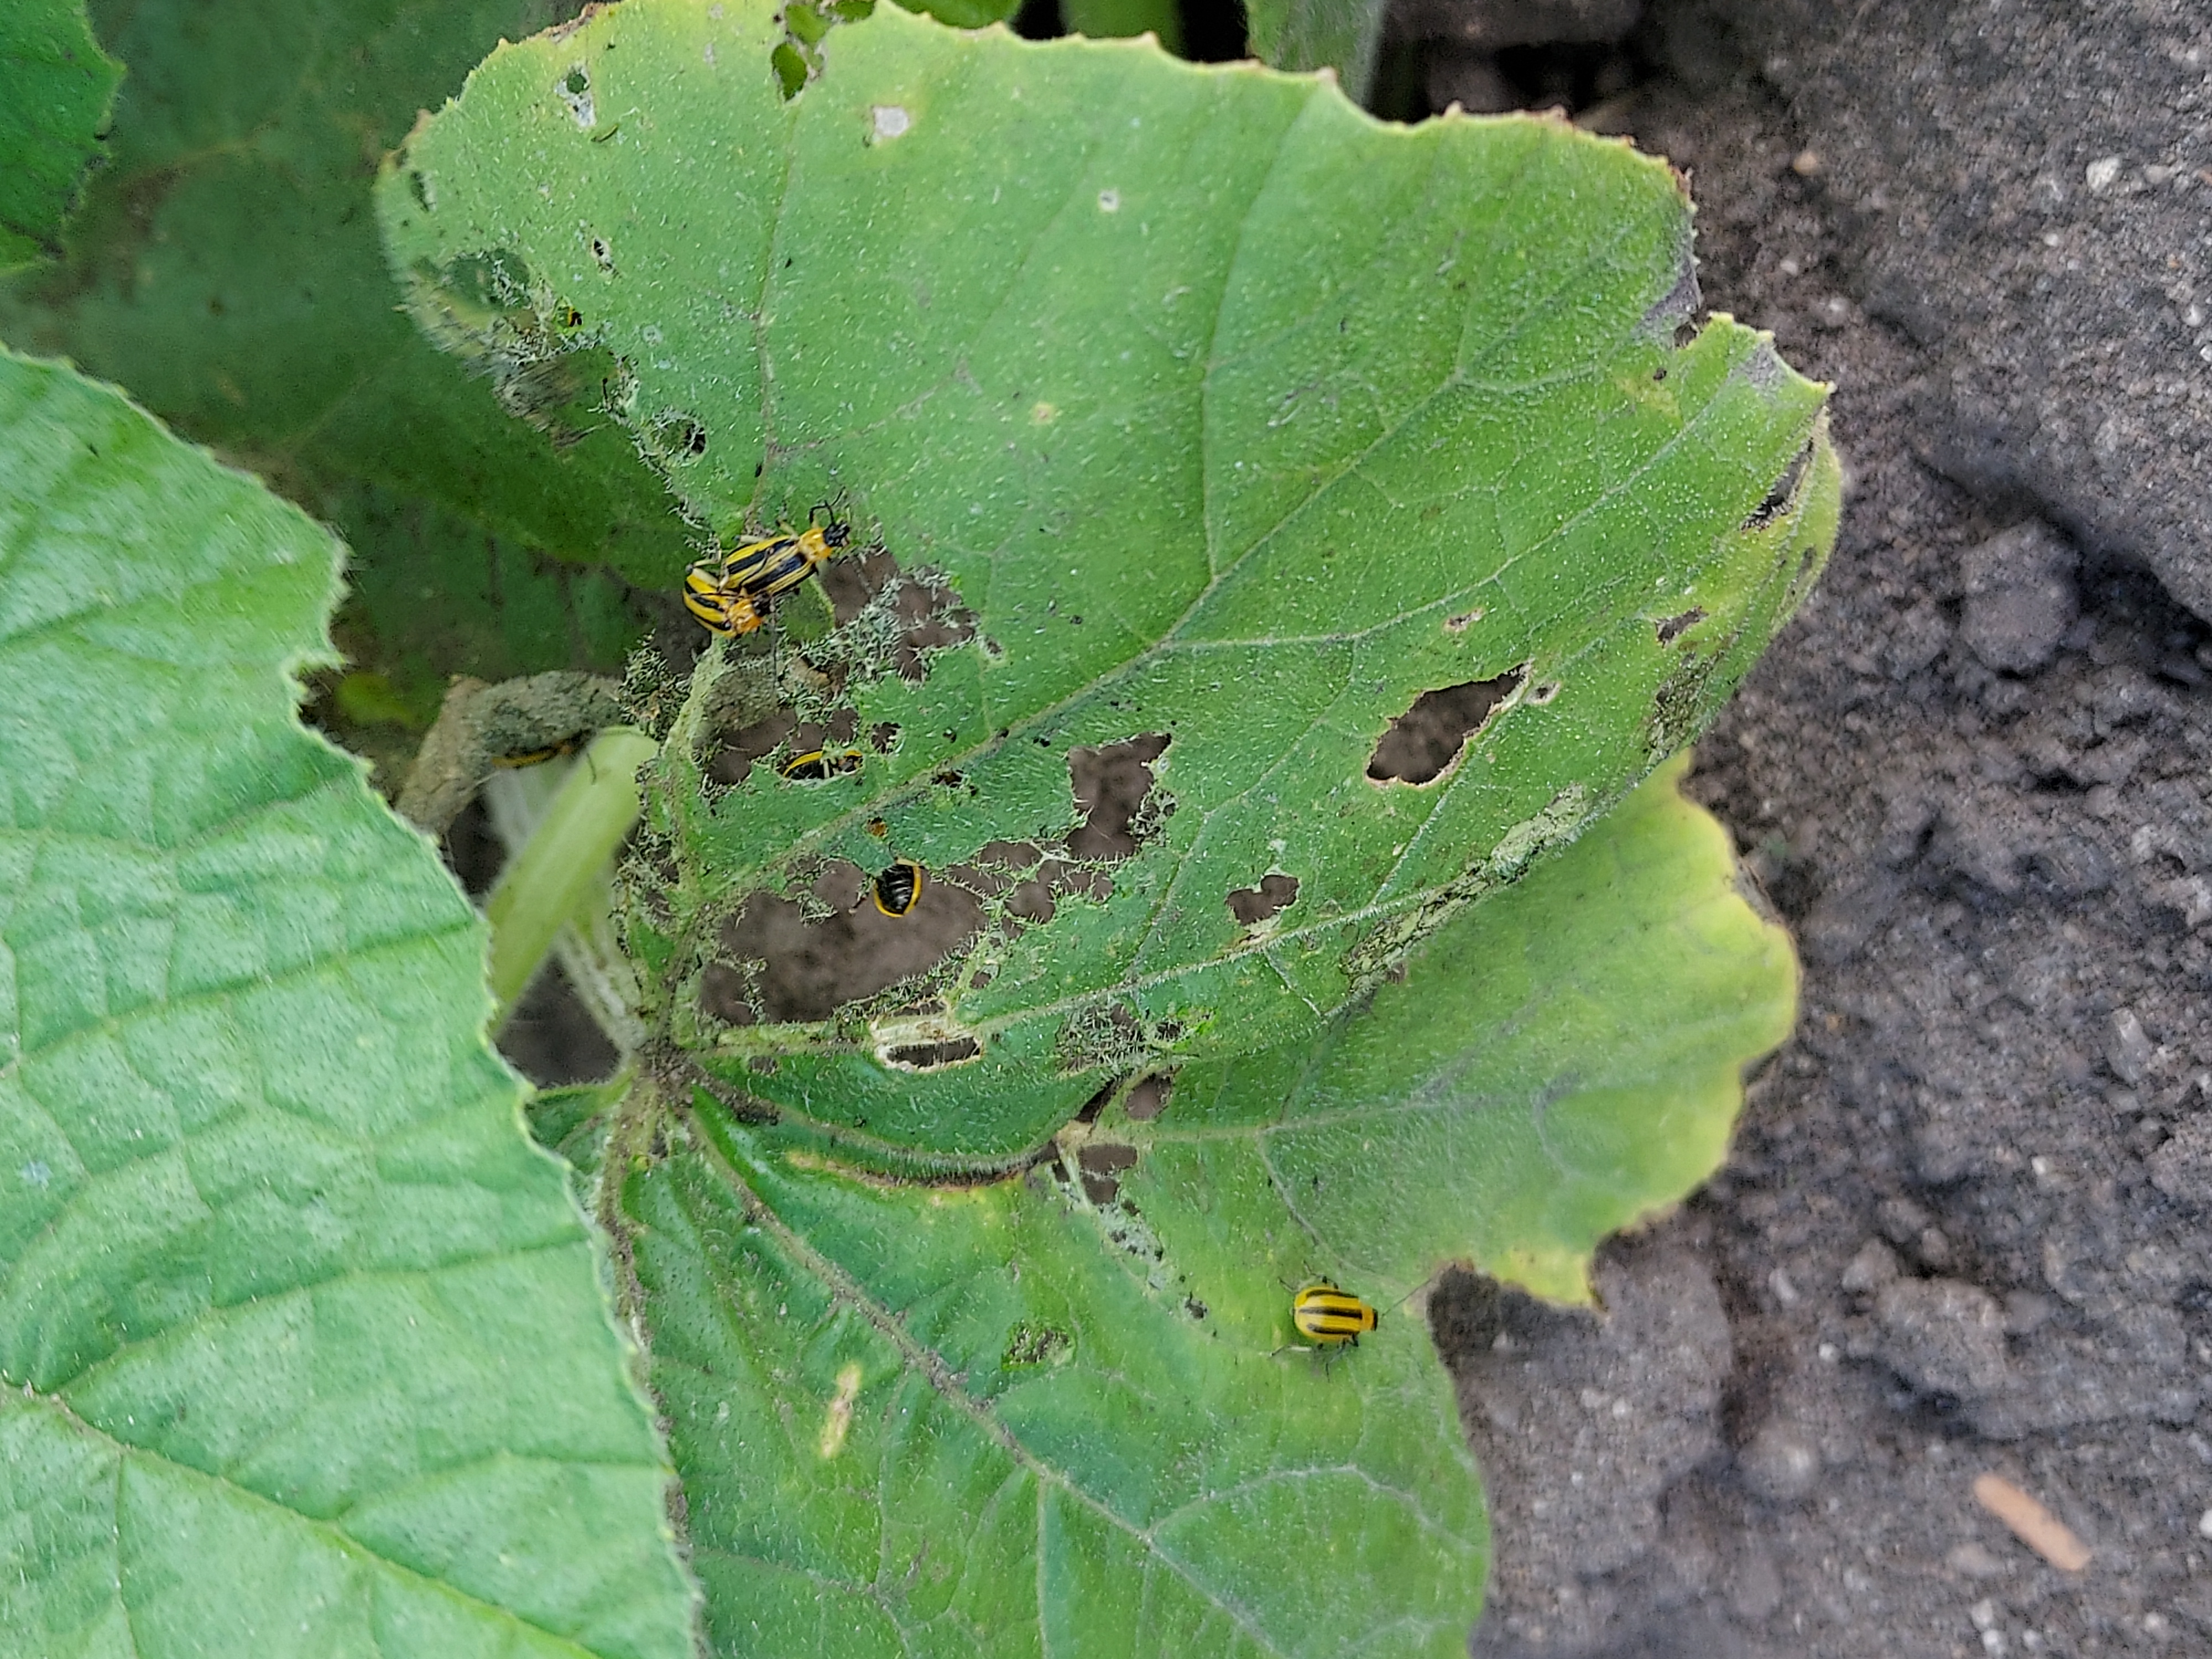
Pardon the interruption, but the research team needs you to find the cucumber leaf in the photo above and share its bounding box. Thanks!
[0,351,696,1659]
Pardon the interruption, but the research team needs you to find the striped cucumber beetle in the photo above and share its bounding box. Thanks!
[1288,1280,1380,1348]
[492,732,585,768]
[780,748,863,782]
[682,564,768,635]
[872,858,925,917]
[714,519,852,601]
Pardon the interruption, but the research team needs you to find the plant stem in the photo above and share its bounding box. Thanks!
[484,727,658,1027]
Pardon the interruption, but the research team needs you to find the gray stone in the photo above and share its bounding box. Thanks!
[2105,1008,2154,1086]
[1874,1277,2012,1400]
[1960,521,2079,675]
[2151,1118,2212,1207]
[1840,1238,1901,1294]
[1737,1417,1822,1503]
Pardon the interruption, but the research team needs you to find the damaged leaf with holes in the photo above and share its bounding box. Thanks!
[381,0,1837,1168]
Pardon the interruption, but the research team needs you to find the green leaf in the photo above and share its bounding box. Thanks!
[0,0,688,588]
[1241,0,1385,101]
[615,758,1786,1653]
[629,1110,1488,1659]
[1062,0,1185,54]
[1102,753,1797,1306]
[0,352,695,1658]
[0,0,121,270]
[382,1,1836,1168]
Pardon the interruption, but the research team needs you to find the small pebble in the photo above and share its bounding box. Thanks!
[1740,1418,1822,1503]
[1948,1542,2010,1578]
[2106,1008,2154,1086]
[1843,1238,1901,1293]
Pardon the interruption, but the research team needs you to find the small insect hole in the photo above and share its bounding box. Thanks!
[1226,873,1300,926]
[1066,733,1171,859]
[706,868,984,1022]
[1124,1074,1172,1121]
[1743,440,1815,529]
[884,1037,982,1070]
[588,234,615,274]
[1528,681,1562,706]
[1444,608,1485,632]
[1655,608,1706,645]
[708,711,797,784]
[1077,1142,1138,1206]
[559,66,596,127]
[1366,669,1526,785]
[408,170,433,211]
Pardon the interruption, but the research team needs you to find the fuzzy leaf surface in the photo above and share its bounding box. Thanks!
[619,758,1790,1654]
[0,0,687,594]
[383,0,1836,1166]
[0,0,120,269]
[0,352,696,1659]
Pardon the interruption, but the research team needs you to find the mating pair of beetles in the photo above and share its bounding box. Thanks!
[681,511,853,635]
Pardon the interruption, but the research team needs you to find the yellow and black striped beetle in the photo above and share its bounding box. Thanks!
[872,858,925,917]
[681,565,769,635]
[1287,1280,1380,1349]
[713,519,852,602]
[780,748,863,783]
[492,732,585,768]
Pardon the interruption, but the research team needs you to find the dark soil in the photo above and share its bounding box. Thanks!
[1405,3,2212,1655]
[484,2,2212,1652]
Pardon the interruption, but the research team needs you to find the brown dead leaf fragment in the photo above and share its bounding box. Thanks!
[1973,1472,2090,1572]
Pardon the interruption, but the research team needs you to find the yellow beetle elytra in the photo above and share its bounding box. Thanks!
[781,748,863,782]
[714,519,852,601]
[492,733,584,768]
[681,564,768,635]
[1290,1280,1379,1347]
[872,858,925,917]
[682,513,854,635]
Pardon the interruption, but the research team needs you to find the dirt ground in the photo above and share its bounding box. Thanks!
[1408,4,2212,1655]
[477,2,2212,1652]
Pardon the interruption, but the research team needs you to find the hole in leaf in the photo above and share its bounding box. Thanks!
[1366,670,1525,784]
[868,722,900,752]
[1004,1321,1071,1366]
[653,413,708,460]
[1444,608,1484,632]
[705,864,986,1024]
[1226,873,1300,926]
[408,170,432,211]
[812,547,978,681]
[1528,680,1561,706]
[1743,440,1815,528]
[558,66,594,127]
[1066,733,1171,859]
[1124,1074,1171,1121]
[1656,608,1707,645]
[587,233,615,274]
[771,41,808,99]
[882,1036,981,1070]
[1077,1142,1138,1206]
[708,711,796,784]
